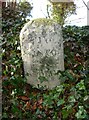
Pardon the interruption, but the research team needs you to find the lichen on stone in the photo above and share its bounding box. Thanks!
[20,18,64,89]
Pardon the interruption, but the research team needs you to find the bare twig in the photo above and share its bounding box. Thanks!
[82,0,89,10]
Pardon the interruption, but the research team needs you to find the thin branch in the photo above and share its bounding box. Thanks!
[82,0,89,10]
[40,7,47,18]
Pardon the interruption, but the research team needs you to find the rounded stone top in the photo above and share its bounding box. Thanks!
[30,18,57,25]
[20,18,62,42]
[26,18,59,26]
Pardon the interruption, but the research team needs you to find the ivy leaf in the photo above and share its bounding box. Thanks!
[76,80,86,90]
[65,70,75,81]
[62,109,69,119]
[57,99,65,106]
[75,106,87,119]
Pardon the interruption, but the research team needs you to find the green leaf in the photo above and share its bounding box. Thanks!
[65,70,74,81]
[57,99,65,106]
[68,96,76,103]
[12,105,19,113]
[76,80,86,90]
[2,112,8,118]
[62,109,69,119]
[75,106,87,119]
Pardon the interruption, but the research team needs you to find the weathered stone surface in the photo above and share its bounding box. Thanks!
[20,18,64,89]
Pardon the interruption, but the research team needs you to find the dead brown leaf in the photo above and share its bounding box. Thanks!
[18,96,30,101]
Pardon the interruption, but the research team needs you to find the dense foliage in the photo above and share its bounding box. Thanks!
[48,1,76,26]
[2,2,89,120]
[2,1,32,78]
[63,25,89,73]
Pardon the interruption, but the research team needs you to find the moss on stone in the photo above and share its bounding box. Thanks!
[31,18,56,26]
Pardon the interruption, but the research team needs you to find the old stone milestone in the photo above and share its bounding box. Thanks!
[20,18,64,89]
